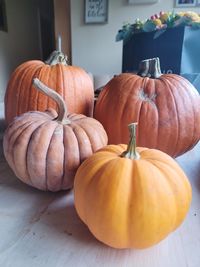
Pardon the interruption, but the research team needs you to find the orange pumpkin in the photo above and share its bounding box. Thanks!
[94,57,200,157]
[5,50,94,125]
[3,78,107,192]
[74,123,192,249]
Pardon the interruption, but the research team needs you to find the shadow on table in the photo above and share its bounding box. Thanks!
[41,196,103,247]
[176,142,200,193]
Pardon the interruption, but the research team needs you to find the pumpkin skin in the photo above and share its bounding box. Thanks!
[5,50,94,125]
[74,129,192,249]
[94,58,200,157]
[3,79,107,192]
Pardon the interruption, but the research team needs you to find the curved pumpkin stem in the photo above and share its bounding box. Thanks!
[121,123,140,160]
[33,78,70,124]
[137,57,162,78]
[45,50,68,66]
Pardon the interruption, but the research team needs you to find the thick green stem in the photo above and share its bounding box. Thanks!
[45,50,68,66]
[137,57,162,78]
[33,78,70,125]
[121,123,140,160]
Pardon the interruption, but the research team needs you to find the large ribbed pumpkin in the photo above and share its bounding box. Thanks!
[94,57,200,157]
[74,123,192,249]
[5,50,94,124]
[3,79,107,191]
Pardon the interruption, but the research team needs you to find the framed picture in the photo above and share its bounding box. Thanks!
[0,0,7,31]
[175,0,196,7]
[128,0,158,4]
[84,0,108,24]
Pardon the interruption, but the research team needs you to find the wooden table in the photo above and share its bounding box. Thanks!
[0,140,200,267]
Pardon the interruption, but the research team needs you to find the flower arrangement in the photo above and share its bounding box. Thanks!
[116,11,200,42]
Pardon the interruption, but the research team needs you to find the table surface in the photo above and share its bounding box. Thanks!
[0,140,200,267]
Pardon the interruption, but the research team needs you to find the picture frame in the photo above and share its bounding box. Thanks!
[0,0,7,32]
[175,0,197,7]
[128,0,158,4]
[84,0,108,24]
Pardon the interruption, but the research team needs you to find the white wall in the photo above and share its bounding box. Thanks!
[0,0,41,102]
[71,0,200,76]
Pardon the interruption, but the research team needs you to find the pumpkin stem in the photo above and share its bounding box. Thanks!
[137,57,162,78]
[121,123,140,160]
[45,50,68,66]
[33,78,70,124]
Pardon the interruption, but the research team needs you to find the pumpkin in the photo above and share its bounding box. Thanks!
[3,78,108,192]
[5,50,94,125]
[74,123,192,249]
[94,57,200,157]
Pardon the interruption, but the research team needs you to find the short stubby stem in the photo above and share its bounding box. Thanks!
[137,57,162,79]
[45,50,68,66]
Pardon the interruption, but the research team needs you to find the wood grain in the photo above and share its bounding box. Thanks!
[0,140,200,267]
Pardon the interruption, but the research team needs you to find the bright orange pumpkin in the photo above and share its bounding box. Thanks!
[5,50,94,125]
[3,79,107,191]
[94,57,200,157]
[74,123,192,249]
